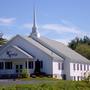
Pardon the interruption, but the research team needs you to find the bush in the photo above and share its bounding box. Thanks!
[21,69,30,78]
[83,75,90,83]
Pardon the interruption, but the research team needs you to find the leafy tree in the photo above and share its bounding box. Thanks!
[69,37,80,50]
[75,44,90,59]
[0,38,7,45]
[68,36,90,60]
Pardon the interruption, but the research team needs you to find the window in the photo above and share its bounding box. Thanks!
[58,62,64,70]
[29,61,33,69]
[62,63,64,70]
[87,65,89,71]
[80,64,82,71]
[25,61,33,69]
[40,61,43,69]
[58,63,61,70]
[77,64,79,70]
[20,65,23,69]
[5,62,12,69]
[73,64,76,70]
[0,62,4,69]
[84,65,86,71]
[16,65,19,69]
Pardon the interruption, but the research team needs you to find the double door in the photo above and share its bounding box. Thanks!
[16,64,23,74]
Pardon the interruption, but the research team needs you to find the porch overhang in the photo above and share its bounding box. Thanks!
[0,45,33,59]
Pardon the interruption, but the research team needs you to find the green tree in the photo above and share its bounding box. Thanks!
[69,37,80,50]
[0,38,7,45]
[68,36,90,60]
[75,44,90,59]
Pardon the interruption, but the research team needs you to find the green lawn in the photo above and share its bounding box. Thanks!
[0,79,90,90]
[16,81,90,90]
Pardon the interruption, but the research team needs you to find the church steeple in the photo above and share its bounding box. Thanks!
[30,5,40,38]
[32,6,36,33]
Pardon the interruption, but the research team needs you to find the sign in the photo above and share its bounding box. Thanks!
[6,50,17,58]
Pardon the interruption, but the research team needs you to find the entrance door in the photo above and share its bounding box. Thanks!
[16,65,23,74]
[35,60,40,73]
[62,74,66,80]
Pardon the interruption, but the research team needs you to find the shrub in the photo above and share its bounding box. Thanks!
[21,69,30,78]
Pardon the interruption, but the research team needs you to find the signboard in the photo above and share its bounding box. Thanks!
[6,50,17,58]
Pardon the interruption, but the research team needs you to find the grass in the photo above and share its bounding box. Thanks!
[15,81,90,90]
[0,78,90,90]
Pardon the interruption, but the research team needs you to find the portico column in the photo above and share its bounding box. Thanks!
[3,61,5,70]
[27,59,29,77]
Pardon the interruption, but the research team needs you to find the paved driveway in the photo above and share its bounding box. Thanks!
[0,79,55,85]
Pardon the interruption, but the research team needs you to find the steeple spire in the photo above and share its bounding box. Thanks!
[32,5,36,33]
[30,3,40,38]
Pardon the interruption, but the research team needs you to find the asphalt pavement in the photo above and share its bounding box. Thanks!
[0,79,55,85]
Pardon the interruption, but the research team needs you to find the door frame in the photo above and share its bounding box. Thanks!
[15,64,23,74]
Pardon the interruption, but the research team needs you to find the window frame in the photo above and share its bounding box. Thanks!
[84,64,86,71]
[87,65,89,71]
[5,62,12,69]
[58,62,64,70]
[0,62,4,69]
[28,61,33,69]
[77,64,79,70]
[80,64,82,71]
[73,63,76,70]
[58,62,61,70]
[62,63,64,70]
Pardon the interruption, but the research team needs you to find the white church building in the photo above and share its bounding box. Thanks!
[0,11,90,81]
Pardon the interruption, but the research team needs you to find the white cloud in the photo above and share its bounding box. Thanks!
[41,24,81,34]
[23,22,82,35]
[23,22,90,38]
[0,18,16,25]
[23,23,32,29]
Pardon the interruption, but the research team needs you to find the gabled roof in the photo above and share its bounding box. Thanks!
[12,45,33,58]
[24,35,90,63]
[23,36,63,61]
[0,34,90,63]
[0,35,63,61]
[38,36,90,63]
[0,45,33,59]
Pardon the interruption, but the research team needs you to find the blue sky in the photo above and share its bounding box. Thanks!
[0,0,90,44]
